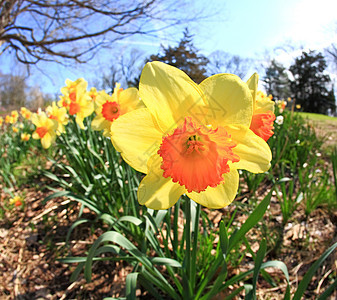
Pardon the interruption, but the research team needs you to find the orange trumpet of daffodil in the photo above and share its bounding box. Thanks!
[92,83,144,137]
[32,112,58,149]
[110,62,272,210]
[246,74,275,141]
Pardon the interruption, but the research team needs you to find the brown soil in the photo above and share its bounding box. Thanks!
[1,180,336,299]
[0,186,132,299]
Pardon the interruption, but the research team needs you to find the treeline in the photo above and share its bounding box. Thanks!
[102,29,336,116]
[1,29,336,115]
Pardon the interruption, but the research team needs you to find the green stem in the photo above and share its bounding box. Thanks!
[191,203,201,291]
[183,197,194,298]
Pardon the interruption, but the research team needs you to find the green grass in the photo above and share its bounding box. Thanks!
[297,112,337,122]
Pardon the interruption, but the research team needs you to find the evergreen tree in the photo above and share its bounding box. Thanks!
[263,59,290,99]
[289,50,336,114]
[149,29,209,83]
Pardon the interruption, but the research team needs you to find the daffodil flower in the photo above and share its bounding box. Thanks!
[110,62,272,210]
[9,196,23,207]
[61,78,88,102]
[32,112,58,149]
[5,115,11,123]
[21,132,31,141]
[246,74,275,141]
[67,87,94,129]
[46,102,69,135]
[60,78,94,129]
[91,83,144,137]
[20,107,32,120]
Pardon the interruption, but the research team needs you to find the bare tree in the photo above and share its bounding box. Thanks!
[0,72,27,108]
[207,50,252,79]
[326,44,337,71]
[0,0,213,65]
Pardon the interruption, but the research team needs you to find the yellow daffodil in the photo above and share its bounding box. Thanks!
[61,78,88,101]
[296,104,301,109]
[5,115,11,123]
[88,87,98,103]
[9,196,23,207]
[0,116,3,126]
[11,110,19,120]
[92,83,144,137]
[59,79,94,129]
[20,107,32,120]
[110,62,272,210]
[58,95,70,109]
[46,102,69,135]
[68,91,94,129]
[246,75,275,141]
[21,133,31,141]
[32,112,58,149]
[12,126,19,133]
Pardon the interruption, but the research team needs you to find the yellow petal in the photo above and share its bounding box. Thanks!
[31,113,42,127]
[32,132,40,140]
[246,73,258,111]
[187,170,239,209]
[226,125,272,173]
[140,61,205,132]
[91,115,111,131]
[110,108,163,173]
[95,91,111,111]
[118,88,144,113]
[137,154,185,209]
[41,133,52,149]
[75,116,85,129]
[199,74,253,128]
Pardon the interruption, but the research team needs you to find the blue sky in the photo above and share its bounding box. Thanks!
[1,0,336,96]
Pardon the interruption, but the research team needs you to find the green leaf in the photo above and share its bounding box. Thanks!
[66,219,89,244]
[229,190,272,252]
[224,286,245,300]
[293,241,337,300]
[126,273,139,300]
[317,276,337,300]
[246,239,267,300]
[150,257,182,268]
[70,262,85,282]
[219,220,229,259]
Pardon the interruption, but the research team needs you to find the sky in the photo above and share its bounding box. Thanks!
[1,0,337,96]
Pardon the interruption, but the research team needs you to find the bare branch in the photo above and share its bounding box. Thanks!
[1,0,213,65]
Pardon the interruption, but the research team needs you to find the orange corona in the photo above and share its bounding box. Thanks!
[158,117,240,193]
[102,101,120,121]
[250,111,275,141]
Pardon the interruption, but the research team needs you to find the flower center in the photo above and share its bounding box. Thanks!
[250,111,275,141]
[69,102,81,115]
[36,126,48,138]
[102,101,120,121]
[158,117,240,193]
[49,114,58,121]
